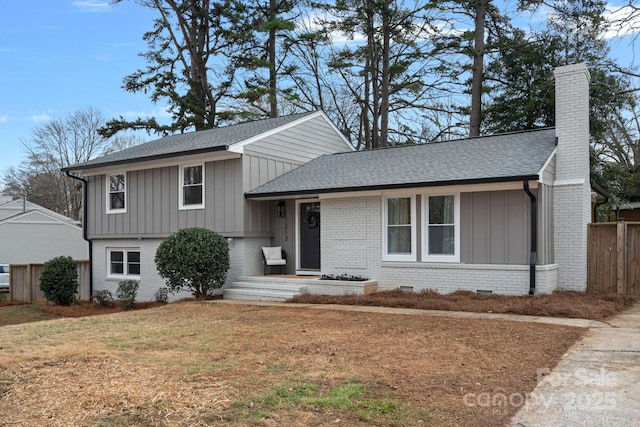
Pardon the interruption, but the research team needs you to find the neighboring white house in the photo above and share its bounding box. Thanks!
[63,64,592,301]
[0,196,88,264]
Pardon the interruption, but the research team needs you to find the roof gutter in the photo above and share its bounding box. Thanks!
[245,174,540,199]
[64,170,93,299]
[61,145,230,173]
[523,180,537,295]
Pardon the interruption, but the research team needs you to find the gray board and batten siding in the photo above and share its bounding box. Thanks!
[82,111,353,239]
[86,160,244,238]
[460,187,552,265]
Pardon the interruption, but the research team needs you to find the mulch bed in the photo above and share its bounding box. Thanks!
[289,289,635,320]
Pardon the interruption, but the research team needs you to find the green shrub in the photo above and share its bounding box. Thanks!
[116,280,139,310]
[93,289,114,307]
[39,256,78,306]
[154,227,230,298]
[154,287,169,304]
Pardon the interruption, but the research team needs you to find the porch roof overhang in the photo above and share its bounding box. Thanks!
[245,174,541,200]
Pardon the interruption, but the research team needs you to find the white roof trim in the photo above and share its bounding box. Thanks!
[537,147,557,184]
[0,199,79,224]
[228,111,354,154]
[0,209,81,230]
[77,151,241,177]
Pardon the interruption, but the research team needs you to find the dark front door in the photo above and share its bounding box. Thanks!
[299,202,320,271]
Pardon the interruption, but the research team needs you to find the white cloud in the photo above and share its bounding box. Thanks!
[120,108,173,120]
[30,114,52,122]
[0,115,8,123]
[604,3,640,39]
[71,1,113,13]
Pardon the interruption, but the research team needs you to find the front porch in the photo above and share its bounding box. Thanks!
[223,275,378,302]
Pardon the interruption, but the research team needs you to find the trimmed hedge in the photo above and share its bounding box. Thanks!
[155,228,230,298]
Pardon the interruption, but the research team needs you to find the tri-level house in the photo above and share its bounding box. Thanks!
[64,63,592,301]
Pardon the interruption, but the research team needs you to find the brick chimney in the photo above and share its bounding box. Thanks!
[553,63,591,291]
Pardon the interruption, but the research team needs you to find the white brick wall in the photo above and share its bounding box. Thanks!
[321,196,558,295]
[554,64,591,182]
[379,262,558,295]
[92,238,192,302]
[552,63,591,291]
[224,236,271,285]
[92,236,271,302]
[321,196,382,279]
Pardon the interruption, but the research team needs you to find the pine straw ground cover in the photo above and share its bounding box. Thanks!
[290,289,634,320]
[0,301,591,427]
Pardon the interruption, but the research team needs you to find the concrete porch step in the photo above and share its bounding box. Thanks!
[223,280,308,302]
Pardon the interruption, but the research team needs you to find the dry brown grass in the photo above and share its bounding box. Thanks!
[0,301,589,426]
[290,289,634,320]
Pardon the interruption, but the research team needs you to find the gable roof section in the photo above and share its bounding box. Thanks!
[0,199,80,225]
[246,128,557,198]
[63,111,325,171]
[0,209,82,230]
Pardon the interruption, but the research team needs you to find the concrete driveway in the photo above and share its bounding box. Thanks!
[511,303,640,427]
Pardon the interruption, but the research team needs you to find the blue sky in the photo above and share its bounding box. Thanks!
[0,1,166,174]
[0,1,637,178]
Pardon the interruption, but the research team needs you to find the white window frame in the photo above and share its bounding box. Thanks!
[179,163,205,210]
[422,192,460,263]
[106,172,127,214]
[382,194,416,262]
[107,248,141,279]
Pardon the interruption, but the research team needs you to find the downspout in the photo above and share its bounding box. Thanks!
[65,170,93,299]
[591,181,609,223]
[523,180,537,295]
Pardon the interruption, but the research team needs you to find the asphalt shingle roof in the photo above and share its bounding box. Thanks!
[64,111,318,171]
[246,128,557,198]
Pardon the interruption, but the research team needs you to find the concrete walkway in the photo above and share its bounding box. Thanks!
[213,299,640,426]
[511,303,640,427]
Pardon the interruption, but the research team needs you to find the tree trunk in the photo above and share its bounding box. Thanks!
[470,0,486,138]
[269,0,278,118]
[366,0,380,149]
[379,2,391,147]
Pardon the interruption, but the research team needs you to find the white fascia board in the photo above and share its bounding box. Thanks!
[317,110,355,151]
[228,110,354,154]
[79,151,241,177]
[250,181,537,201]
[537,148,557,185]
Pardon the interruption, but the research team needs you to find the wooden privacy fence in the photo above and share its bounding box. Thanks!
[9,261,91,303]
[588,222,640,296]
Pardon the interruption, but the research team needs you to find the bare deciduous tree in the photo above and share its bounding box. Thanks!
[2,107,140,220]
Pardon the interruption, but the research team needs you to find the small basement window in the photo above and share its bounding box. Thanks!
[108,249,140,279]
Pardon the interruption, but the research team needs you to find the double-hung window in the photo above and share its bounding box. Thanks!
[107,173,126,213]
[108,249,141,279]
[179,164,204,209]
[383,196,416,261]
[423,193,459,262]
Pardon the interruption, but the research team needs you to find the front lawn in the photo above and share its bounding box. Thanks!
[0,302,585,426]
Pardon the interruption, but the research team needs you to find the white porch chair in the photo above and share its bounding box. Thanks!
[262,246,287,275]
